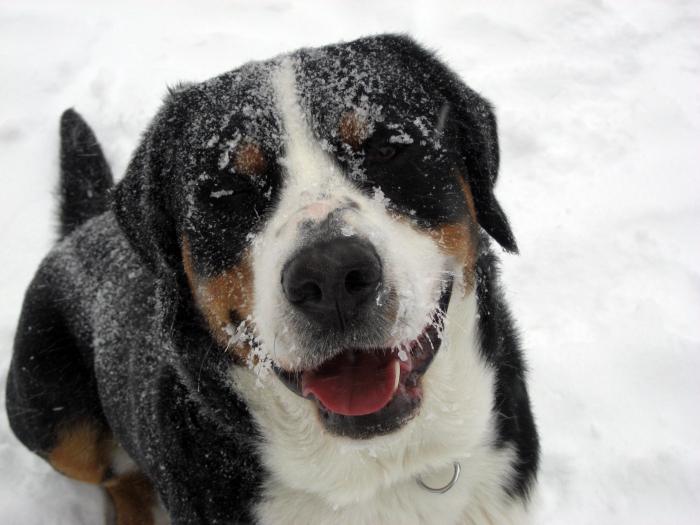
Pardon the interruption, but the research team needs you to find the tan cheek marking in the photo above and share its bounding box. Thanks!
[48,419,112,484]
[430,222,477,291]
[234,143,266,177]
[104,471,156,525]
[458,176,479,226]
[338,111,369,149]
[182,236,254,355]
[430,178,480,292]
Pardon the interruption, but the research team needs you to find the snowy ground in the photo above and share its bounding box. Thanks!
[1,0,698,523]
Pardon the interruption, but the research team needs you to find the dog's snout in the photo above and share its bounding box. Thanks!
[281,237,382,331]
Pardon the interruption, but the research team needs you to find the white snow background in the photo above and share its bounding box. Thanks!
[1,0,698,523]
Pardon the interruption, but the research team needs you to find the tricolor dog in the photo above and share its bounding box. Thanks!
[6,35,539,524]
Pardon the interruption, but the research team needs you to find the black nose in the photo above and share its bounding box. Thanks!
[282,237,382,331]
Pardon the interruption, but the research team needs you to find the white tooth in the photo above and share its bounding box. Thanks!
[393,360,400,393]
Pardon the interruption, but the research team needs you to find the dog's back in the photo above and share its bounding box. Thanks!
[7,109,114,454]
[5,111,168,519]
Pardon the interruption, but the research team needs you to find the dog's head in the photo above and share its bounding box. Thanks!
[113,35,516,439]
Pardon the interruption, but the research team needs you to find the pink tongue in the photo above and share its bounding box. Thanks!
[301,351,398,416]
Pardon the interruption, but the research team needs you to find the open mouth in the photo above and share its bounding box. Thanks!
[274,279,453,438]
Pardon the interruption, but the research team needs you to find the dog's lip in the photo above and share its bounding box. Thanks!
[272,278,453,421]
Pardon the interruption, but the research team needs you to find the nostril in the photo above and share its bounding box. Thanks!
[288,280,323,304]
[281,237,383,329]
[345,269,379,295]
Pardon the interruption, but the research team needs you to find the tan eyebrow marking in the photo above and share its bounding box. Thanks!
[234,143,267,177]
[338,111,369,150]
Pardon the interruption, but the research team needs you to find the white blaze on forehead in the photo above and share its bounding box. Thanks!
[249,59,451,370]
[271,59,343,195]
[250,59,357,370]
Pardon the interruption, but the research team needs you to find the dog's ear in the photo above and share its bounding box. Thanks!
[449,96,518,254]
[380,35,518,253]
[112,93,185,274]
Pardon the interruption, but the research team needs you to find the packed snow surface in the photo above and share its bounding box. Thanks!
[1,0,698,523]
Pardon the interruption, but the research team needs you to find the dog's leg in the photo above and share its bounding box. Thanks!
[47,419,159,525]
[103,471,158,525]
[47,417,112,483]
[5,270,159,524]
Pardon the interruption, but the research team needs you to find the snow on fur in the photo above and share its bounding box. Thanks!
[0,1,698,524]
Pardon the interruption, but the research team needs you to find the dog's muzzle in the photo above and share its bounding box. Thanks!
[274,235,453,438]
[281,236,382,333]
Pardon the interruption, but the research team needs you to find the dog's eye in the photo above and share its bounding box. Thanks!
[367,145,397,163]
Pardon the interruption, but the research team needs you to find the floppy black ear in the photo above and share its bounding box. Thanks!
[112,94,183,274]
[379,35,518,253]
[451,96,518,254]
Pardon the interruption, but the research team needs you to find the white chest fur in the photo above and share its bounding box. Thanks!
[232,294,529,525]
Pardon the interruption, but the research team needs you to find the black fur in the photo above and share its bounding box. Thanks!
[475,239,539,498]
[6,34,538,523]
[365,36,519,253]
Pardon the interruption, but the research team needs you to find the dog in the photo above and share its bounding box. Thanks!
[5,34,538,524]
